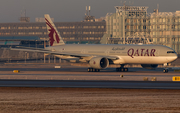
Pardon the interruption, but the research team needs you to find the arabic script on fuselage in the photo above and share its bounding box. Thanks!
[112,47,125,51]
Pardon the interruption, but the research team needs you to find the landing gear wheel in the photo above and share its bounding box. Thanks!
[121,68,124,72]
[163,69,168,73]
[93,68,96,72]
[88,68,100,72]
[95,69,100,72]
[88,68,93,72]
[116,68,128,72]
[124,68,128,72]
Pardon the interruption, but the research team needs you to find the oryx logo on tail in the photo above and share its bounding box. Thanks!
[44,14,64,46]
[45,18,60,46]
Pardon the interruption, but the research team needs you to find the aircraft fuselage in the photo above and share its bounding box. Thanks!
[46,44,177,65]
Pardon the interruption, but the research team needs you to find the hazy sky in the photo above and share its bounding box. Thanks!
[0,0,180,23]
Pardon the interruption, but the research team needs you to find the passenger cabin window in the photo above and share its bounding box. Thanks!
[167,51,175,53]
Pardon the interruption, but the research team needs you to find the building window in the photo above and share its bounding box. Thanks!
[168,19,170,22]
[143,26,146,29]
[157,25,160,29]
[42,27,46,29]
[151,26,153,29]
[163,18,166,22]
[163,25,165,30]
[173,19,175,22]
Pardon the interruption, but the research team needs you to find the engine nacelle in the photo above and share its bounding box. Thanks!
[89,57,109,69]
[141,64,158,70]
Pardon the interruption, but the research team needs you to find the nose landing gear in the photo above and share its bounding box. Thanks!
[163,63,169,73]
[163,69,168,73]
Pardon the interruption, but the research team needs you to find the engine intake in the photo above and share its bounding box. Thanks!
[89,57,109,69]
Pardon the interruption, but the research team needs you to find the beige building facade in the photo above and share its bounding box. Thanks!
[150,11,180,54]
[104,5,180,54]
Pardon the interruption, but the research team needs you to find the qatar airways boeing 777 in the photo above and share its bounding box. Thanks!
[11,14,178,73]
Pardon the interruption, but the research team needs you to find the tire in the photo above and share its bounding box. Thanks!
[88,68,90,72]
[166,69,168,73]
[88,68,92,72]
[121,68,124,72]
[163,69,168,73]
[95,69,98,72]
[124,68,128,72]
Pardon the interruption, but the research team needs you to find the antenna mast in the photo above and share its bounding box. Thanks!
[89,6,91,16]
[19,8,30,22]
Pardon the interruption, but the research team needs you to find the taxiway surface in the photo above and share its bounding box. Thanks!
[0,65,179,89]
[0,65,179,81]
[0,80,180,89]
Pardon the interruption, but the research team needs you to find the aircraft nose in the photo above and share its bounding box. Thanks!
[166,54,178,62]
[174,54,178,60]
[172,53,178,61]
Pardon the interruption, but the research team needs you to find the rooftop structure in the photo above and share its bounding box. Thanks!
[84,6,95,22]
[115,6,148,12]
[19,9,30,23]
[103,5,149,44]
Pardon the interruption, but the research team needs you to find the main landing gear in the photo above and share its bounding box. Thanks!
[116,65,128,72]
[88,68,100,72]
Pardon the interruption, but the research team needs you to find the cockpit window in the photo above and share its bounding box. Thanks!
[167,51,175,53]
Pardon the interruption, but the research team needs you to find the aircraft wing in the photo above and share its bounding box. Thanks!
[10,47,119,60]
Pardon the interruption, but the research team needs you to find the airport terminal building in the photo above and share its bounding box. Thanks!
[0,20,106,45]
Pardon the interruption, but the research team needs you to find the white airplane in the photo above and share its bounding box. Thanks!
[11,14,178,73]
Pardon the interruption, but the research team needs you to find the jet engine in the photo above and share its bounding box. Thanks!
[141,64,158,70]
[89,57,109,69]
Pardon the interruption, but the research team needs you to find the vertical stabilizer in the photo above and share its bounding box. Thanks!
[44,14,65,46]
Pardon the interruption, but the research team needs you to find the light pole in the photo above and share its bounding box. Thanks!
[25,52,27,63]
[36,40,37,63]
